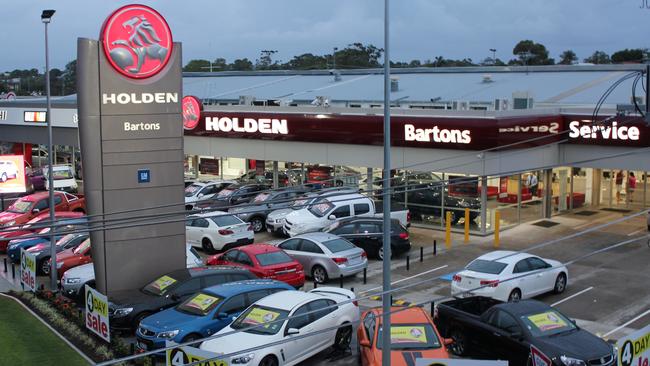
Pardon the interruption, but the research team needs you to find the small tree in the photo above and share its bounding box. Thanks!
[512,40,554,65]
[183,59,211,72]
[231,58,254,71]
[611,48,644,63]
[558,50,578,65]
[584,51,611,64]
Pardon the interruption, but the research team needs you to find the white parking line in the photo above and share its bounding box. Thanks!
[602,308,650,338]
[627,229,645,236]
[551,287,594,307]
[360,265,448,294]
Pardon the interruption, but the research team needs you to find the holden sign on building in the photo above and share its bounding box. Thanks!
[77,4,185,295]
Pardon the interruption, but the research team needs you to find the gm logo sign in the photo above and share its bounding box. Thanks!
[137,169,151,183]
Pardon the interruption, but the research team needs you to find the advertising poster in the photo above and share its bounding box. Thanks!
[415,360,508,366]
[242,307,282,328]
[20,248,36,292]
[617,324,650,366]
[166,344,227,366]
[530,345,552,366]
[0,155,26,193]
[85,285,110,343]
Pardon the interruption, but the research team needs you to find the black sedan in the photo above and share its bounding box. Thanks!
[108,266,255,332]
[322,217,411,260]
[195,183,269,211]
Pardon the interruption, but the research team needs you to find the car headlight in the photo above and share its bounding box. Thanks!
[560,355,587,366]
[3,220,16,227]
[56,262,64,269]
[275,219,283,224]
[458,200,470,207]
[65,277,81,284]
[231,353,255,364]
[158,330,180,339]
[113,307,134,317]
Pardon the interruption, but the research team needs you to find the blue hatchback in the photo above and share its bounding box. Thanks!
[7,218,87,263]
[135,279,294,351]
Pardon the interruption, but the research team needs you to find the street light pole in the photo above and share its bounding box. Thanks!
[42,9,57,292]
[381,0,392,365]
[490,48,497,65]
[332,47,338,70]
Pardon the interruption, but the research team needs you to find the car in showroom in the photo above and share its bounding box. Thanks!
[322,217,411,260]
[195,183,269,210]
[434,296,617,365]
[185,211,254,254]
[51,237,93,278]
[200,287,360,366]
[357,306,452,365]
[7,217,87,264]
[206,244,305,289]
[0,190,85,228]
[108,266,256,332]
[61,244,203,302]
[43,165,78,193]
[238,170,290,187]
[0,211,84,252]
[229,186,311,232]
[28,232,88,275]
[135,279,294,351]
[276,232,367,284]
[184,180,235,210]
[451,250,568,302]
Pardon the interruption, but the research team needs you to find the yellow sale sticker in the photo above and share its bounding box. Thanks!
[242,308,281,328]
[527,311,568,332]
[153,275,177,292]
[391,326,428,344]
[186,294,221,312]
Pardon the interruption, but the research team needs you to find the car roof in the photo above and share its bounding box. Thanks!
[21,192,51,201]
[316,193,368,201]
[166,266,251,281]
[333,217,400,225]
[294,231,341,242]
[237,243,281,255]
[191,211,230,218]
[203,279,291,298]
[476,250,532,264]
[254,290,324,311]
[494,299,551,316]
[368,306,432,325]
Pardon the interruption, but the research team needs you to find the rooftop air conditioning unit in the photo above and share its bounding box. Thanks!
[494,98,509,111]
[311,96,331,107]
[512,91,534,109]
[239,95,255,105]
[452,101,469,111]
[482,74,494,83]
[390,76,399,92]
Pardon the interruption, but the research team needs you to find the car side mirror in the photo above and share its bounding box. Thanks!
[32,208,40,214]
[443,338,454,347]
[197,193,204,198]
[510,330,523,339]
[170,293,180,301]
[287,328,300,336]
[359,339,371,348]
[328,214,336,220]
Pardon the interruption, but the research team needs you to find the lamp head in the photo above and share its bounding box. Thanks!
[41,9,56,23]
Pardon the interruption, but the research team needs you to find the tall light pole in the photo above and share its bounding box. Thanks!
[42,9,57,292]
[381,0,392,365]
[489,48,497,65]
[332,47,338,70]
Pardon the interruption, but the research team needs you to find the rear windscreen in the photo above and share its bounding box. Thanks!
[466,259,507,274]
[256,251,293,266]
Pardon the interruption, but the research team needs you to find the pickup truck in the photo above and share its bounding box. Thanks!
[283,192,409,237]
[0,191,85,228]
[434,296,616,365]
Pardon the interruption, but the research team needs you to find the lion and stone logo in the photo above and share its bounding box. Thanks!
[101,4,173,79]
[182,96,202,130]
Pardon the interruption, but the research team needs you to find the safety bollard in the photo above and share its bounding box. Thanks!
[406,255,410,271]
[494,210,501,248]
[420,247,423,262]
[313,280,318,289]
[339,274,344,288]
[445,211,452,249]
[11,263,15,279]
[363,268,367,284]
[434,239,437,256]
[464,208,470,244]
[3,258,6,273]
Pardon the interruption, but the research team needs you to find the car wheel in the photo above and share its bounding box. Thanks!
[508,288,522,302]
[258,355,278,366]
[311,265,328,284]
[0,173,6,182]
[335,180,344,187]
[182,333,202,347]
[40,257,51,275]
[377,246,384,260]
[202,238,216,254]
[554,273,567,294]
[334,323,353,350]
[449,327,467,356]
[250,217,265,232]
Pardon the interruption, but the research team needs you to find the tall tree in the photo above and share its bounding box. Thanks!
[62,60,76,95]
[611,48,645,63]
[584,51,611,64]
[334,43,383,68]
[286,53,327,70]
[231,58,254,71]
[512,40,554,65]
[183,59,211,72]
[256,50,279,70]
[558,50,578,65]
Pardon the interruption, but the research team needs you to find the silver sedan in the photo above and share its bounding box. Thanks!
[276,232,368,284]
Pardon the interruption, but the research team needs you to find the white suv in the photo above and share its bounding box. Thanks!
[0,160,18,182]
[185,212,254,253]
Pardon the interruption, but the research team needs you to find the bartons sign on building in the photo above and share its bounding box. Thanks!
[77,4,185,295]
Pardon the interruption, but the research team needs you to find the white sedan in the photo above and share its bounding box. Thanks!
[186,212,254,254]
[184,180,235,210]
[451,250,568,302]
[200,287,360,366]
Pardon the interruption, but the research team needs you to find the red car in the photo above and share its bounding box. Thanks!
[0,211,84,252]
[0,191,85,229]
[206,244,305,288]
[51,238,92,279]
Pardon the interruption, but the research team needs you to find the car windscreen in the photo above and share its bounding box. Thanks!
[308,199,335,217]
[73,238,90,255]
[520,310,576,337]
[176,292,223,316]
[376,323,441,350]
[466,259,508,275]
[217,188,234,198]
[210,215,242,227]
[56,234,77,247]
[255,251,294,266]
[252,193,270,203]
[322,238,356,253]
[184,184,202,197]
[291,197,312,210]
[7,200,32,213]
[230,305,289,335]
[51,169,73,180]
[142,273,179,296]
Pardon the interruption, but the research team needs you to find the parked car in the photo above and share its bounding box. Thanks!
[108,266,257,331]
[238,170,290,187]
[229,187,311,232]
[195,183,269,210]
[451,250,568,302]
[322,217,411,260]
[51,237,93,278]
[200,287,360,366]
[276,232,367,284]
[184,180,235,210]
[61,244,203,302]
[0,211,84,252]
[136,279,295,351]
[358,306,452,366]
[7,217,87,264]
[28,232,88,275]
[284,193,410,237]
[434,296,617,365]
[265,188,359,235]
[206,244,305,289]
[0,191,85,228]
[305,165,359,188]
[43,165,77,193]
[29,167,46,191]
[185,211,254,254]
[0,159,18,182]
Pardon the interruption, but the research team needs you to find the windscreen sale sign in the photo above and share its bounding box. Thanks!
[85,285,110,343]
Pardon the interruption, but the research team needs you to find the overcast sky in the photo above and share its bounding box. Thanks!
[1,0,648,71]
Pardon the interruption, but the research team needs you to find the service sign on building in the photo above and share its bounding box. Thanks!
[166,344,226,366]
[415,360,507,366]
[85,285,110,343]
[617,324,650,366]
[20,248,36,292]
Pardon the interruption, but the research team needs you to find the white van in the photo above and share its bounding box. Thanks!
[43,165,77,193]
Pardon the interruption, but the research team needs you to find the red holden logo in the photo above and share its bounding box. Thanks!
[101,4,173,79]
[182,96,202,130]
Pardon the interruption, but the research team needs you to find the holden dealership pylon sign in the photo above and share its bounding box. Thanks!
[77,4,185,295]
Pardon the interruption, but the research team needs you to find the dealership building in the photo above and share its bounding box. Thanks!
[2,64,650,235]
